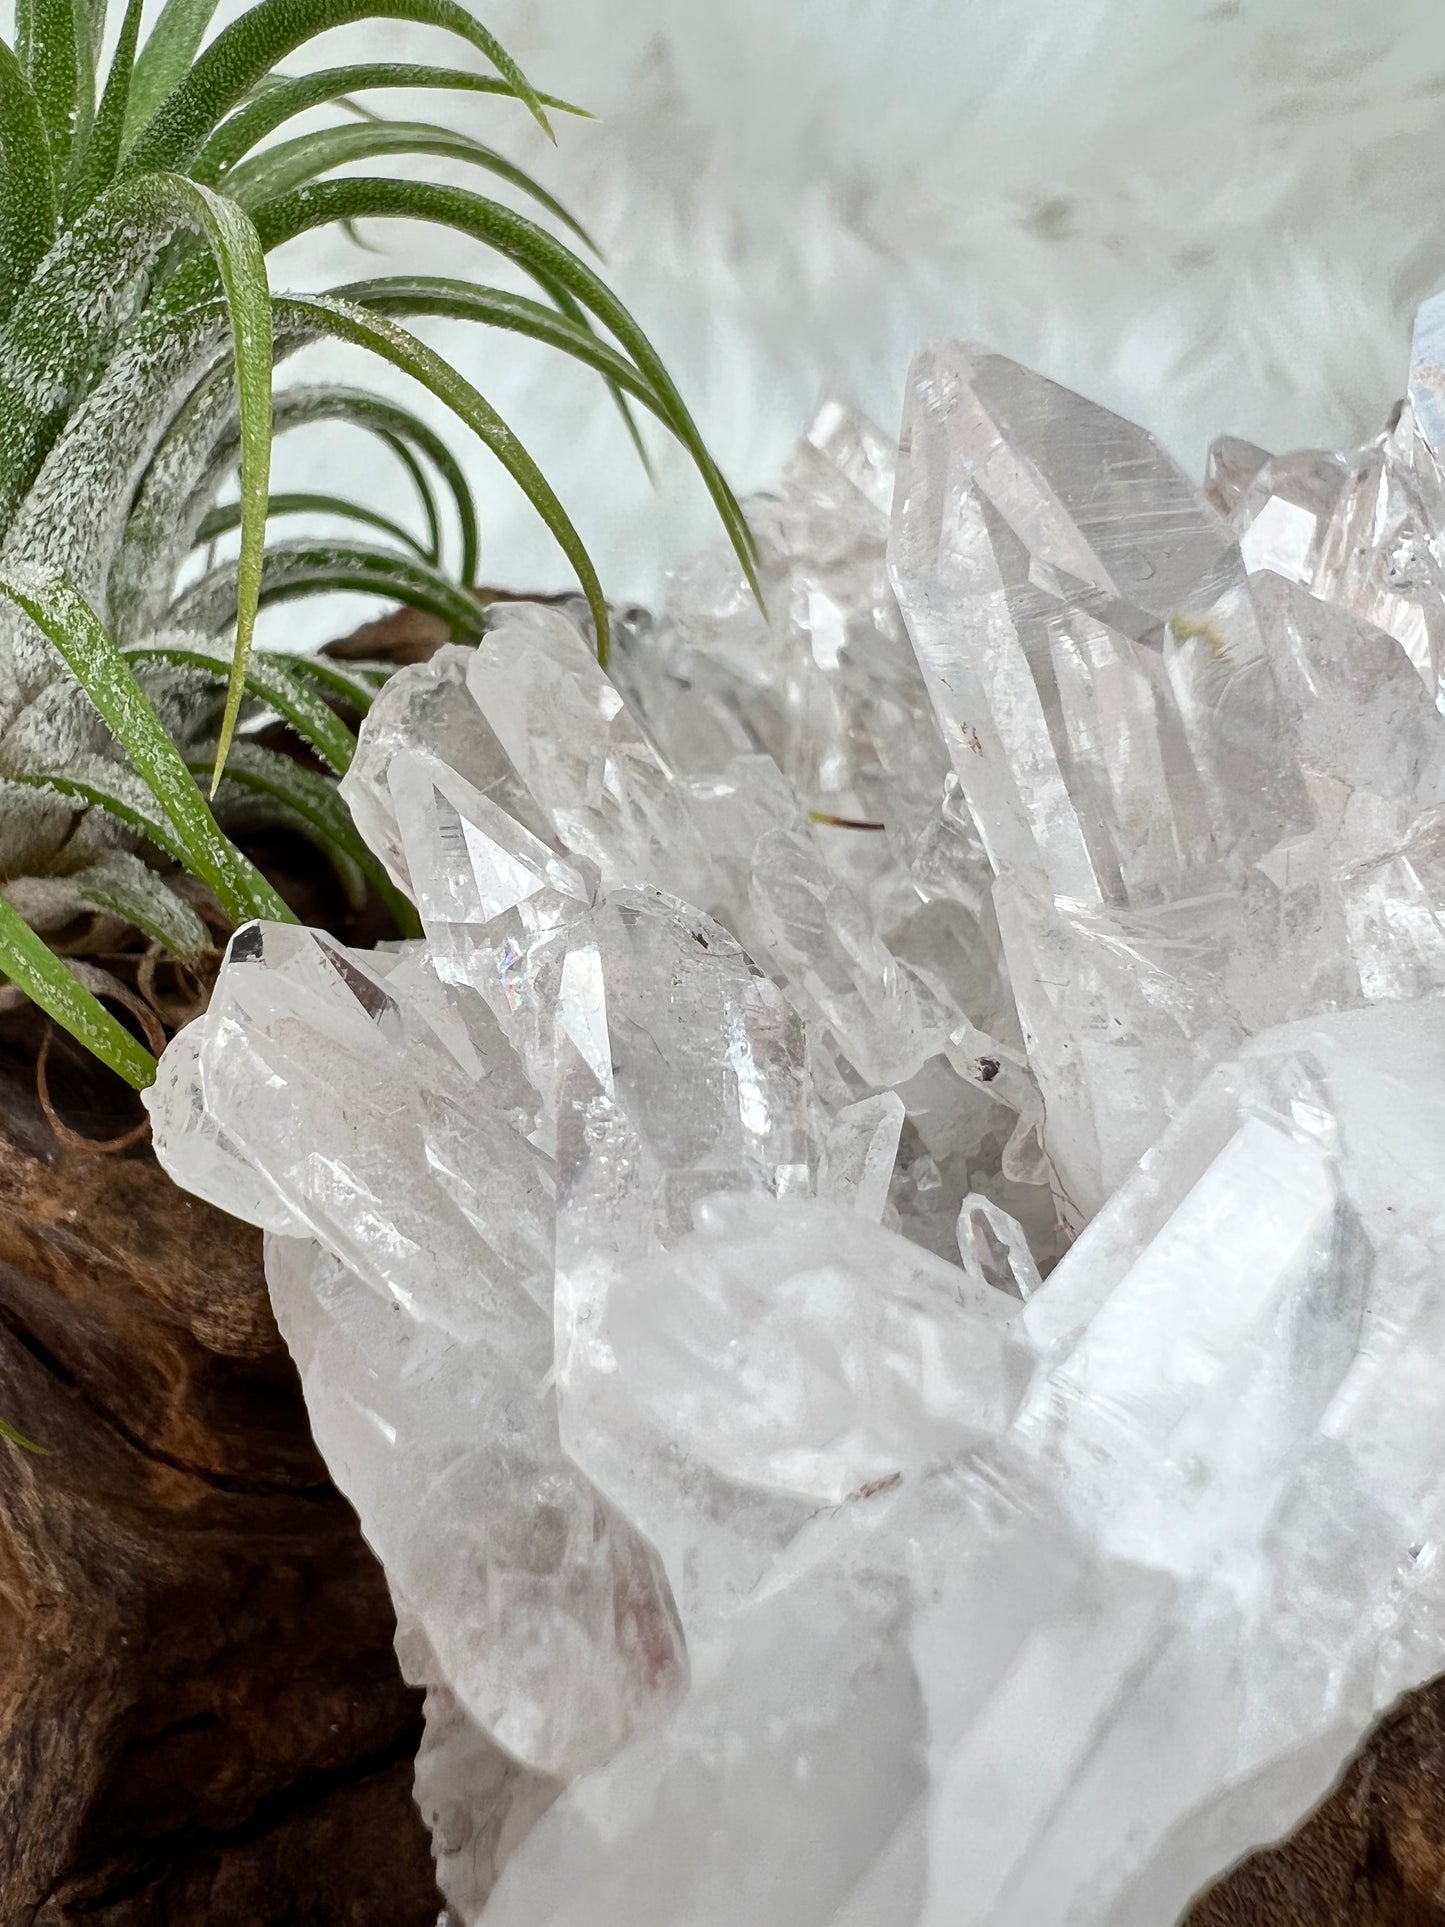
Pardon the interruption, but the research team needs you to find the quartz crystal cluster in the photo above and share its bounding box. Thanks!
[148,294,1445,1926]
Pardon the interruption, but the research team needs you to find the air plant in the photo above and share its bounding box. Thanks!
[0,0,758,1092]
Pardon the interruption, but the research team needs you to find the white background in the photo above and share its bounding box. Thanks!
[11,0,1445,637]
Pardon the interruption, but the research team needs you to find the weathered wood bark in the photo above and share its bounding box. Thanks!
[0,1032,440,1925]
[1187,1677,1445,1925]
[0,608,468,1921]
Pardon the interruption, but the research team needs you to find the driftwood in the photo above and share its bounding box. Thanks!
[0,604,504,1922]
[0,1021,440,1925]
[1187,1679,1445,1925]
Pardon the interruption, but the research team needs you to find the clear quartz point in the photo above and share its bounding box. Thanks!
[889,338,1445,1219]
[144,300,1445,1926]
[956,1191,1042,1301]
[818,1090,906,1222]
[148,924,685,1781]
[1203,433,1269,514]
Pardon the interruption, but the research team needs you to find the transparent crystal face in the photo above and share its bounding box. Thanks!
[147,312,1445,1927]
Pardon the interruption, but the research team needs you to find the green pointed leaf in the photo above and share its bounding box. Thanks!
[80,0,107,88]
[266,386,477,581]
[280,293,611,661]
[202,179,759,602]
[339,275,666,420]
[203,741,420,936]
[0,567,293,926]
[385,436,442,565]
[165,183,272,792]
[64,852,211,955]
[11,759,192,865]
[195,64,588,185]
[222,120,595,250]
[0,173,272,590]
[122,0,222,149]
[66,0,144,217]
[130,637,359,775]
[196,489,429,557]
[0,889,157,1089]
[282,655,382,715]
[0,41,59,322]
[18,0,89,186]
[341,275,641,363]
[169,538,484,637]
[122,0,552,181]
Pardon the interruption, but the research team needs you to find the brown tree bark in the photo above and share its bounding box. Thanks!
[0,1029,440,1926]
[1187,1678,1445,1926]
[0,605,471,1922]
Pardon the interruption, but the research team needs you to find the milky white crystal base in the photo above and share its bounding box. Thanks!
[148,299,1445,1925]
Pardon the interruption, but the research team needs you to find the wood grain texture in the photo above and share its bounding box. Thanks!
[0,1039,440,1927]
[1187,1677,1445,1926]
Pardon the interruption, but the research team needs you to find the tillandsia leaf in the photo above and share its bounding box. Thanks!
[196,490,430,557]
[207,179,760,603]
[11,761,194,867]
[0,889,157,1089]
[340,277,665,412]
[97,321,315,640]
[344,274,665,484]
[268,387,480,583]
[0,567,294,926]
[167,185,272,793]
[0,174,272,589]
[282,655,382,715]
[169,538,485,637]
[333,215,374,253]
[332,91,386,125]
[114,371,481,635]
[195,66,589,185]
[280,292,612,660]
[122,0,552,183]
[387,436,442,565]
[122,0,222,152]
[61,852,211,955]
[221,121,596,251]
[17,0,90,188]
[202,741,421,935]
[0,41,58,324]
[4,302,235,655]
[130,637,358,775]
[66,0,145,220]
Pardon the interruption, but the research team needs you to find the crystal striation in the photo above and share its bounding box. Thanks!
[147,298,1445,1926]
